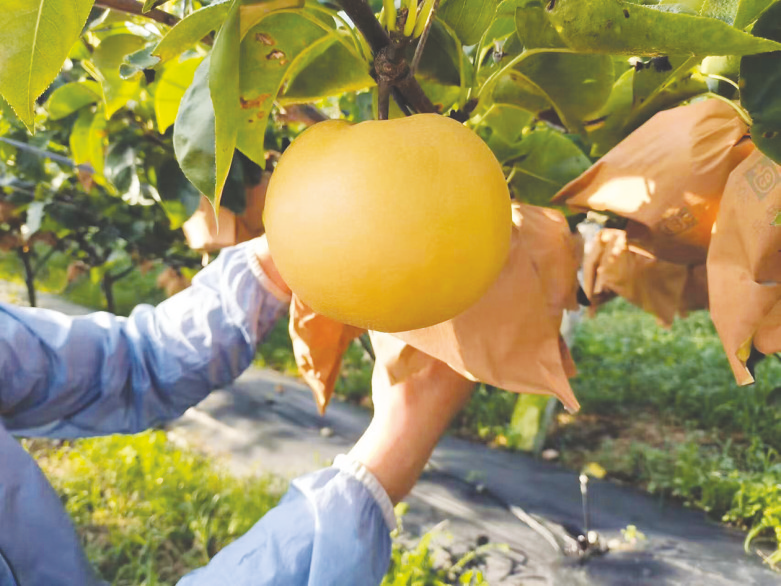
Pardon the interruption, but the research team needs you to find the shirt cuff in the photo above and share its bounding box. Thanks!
[245,242,292,304]
[333,454,397,532]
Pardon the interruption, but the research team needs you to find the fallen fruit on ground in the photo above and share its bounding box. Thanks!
[264,114,512,332]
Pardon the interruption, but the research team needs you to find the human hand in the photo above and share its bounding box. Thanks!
[348,355,476,504]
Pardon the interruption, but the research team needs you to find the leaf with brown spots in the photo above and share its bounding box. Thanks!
[255,32,276,45]
[236,10,332,165]
[267,49,288,65]
[210,0,241,210]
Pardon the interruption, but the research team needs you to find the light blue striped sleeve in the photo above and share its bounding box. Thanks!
[0,242,288,437]
[177,455,395,586]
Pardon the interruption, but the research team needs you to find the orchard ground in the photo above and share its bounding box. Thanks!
[2,255,781,583]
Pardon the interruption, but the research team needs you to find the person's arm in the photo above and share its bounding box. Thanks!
[0,239,290,437]
[177,457,395,586]
[176,355,475,586]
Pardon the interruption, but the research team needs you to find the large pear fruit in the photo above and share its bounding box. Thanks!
[264,114,511,332]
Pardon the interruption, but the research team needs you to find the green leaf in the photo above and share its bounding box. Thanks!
[171,58,250,211]
[507,128,591,205]
[155,157,202,229]
[0,97,12,136]
[740,0,781,164]
[281,38,373,103]
[0,0,94,130]
[46,81,102,120]
[155,56,204,133]
[438,0,499,45]
[515,0,566,49]
[70,108,108,178]
[413,21,462,86]
[69,38,93,62]
[585,67,634,156]
[493,51,614,130]
[174,57,216,199]
[546,0,781,56]
[87,34,147,119]
[418,79,462,112]
[120,45,161,80]
[480,10,611,131]
[492,70,555,118]
[23,201,45,240]
[481,0,524,50]
[240,0,305,38]
[734,0,775,29]
[105,140,140,196]
[210,0,241,207]
[699,0,739,23]
[625,57,707,132]
[152,2,231,67]
[236,11,333,166]
[476,103,535,145]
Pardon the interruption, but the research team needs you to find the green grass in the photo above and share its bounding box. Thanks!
[383,514,494,586]
[27,433,493,585]
[25,432,285,585]
[558,300,781,566]
[570,300,781,447]
[562,432,781,566]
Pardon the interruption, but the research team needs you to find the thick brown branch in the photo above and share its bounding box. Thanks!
[336,0,391,54]
[397,75,436,114]
[95,0,180,27]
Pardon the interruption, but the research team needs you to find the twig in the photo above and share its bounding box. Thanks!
[410,0,440,74]
[16,247,37,307]
[95,0,180,27]
[110,265,137,282]
[33,246,58,278]
[378,81,391,120]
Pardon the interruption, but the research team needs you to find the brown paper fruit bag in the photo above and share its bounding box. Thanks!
[554,99,754,265]
[707,150,781,385]
[289,295,365,414]
[182,196,239,252]
[583,229,708,326]
[289,203,581,413]
[183,176,269,252]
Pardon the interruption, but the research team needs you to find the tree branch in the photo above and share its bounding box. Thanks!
[337,0,391,54]
[95,0,180,27]
[337,0,436,115]
[16,247,37,308]
[110,265,136,282]
[396,72,436,114]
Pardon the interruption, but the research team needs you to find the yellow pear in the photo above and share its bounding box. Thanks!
[264,114,511,332]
